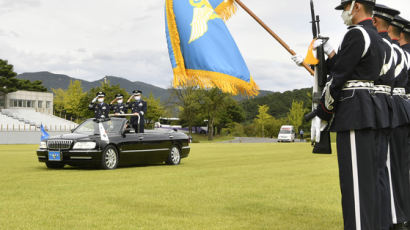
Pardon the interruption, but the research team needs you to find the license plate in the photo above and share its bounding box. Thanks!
[48,151,62,161]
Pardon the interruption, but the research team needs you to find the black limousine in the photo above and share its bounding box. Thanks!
[37,117,190,169]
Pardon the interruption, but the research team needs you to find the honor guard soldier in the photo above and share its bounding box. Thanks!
[387,15,410,230]
[372,4,399,229]
[293,0,385,229]
[127,90,147,133]
[89,91,110,119]
[110,94,128,115]
[402,22,410,96]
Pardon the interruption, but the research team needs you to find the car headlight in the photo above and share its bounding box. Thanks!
[73,142,97,149]
[39,141,47,149]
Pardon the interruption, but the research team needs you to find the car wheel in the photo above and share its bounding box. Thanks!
[45,162,64,169]
[200,130,206,134]
[166,146,181,165]
[101,145,119,170]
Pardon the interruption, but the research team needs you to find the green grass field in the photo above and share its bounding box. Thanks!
[0,143,342,230]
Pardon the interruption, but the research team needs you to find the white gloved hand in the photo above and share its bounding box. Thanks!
[91,97,97,103]
[313,39,334,56]
[311,116,328,143]
[291,54,304,66]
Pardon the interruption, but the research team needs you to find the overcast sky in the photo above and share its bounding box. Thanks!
[0,0,409,92]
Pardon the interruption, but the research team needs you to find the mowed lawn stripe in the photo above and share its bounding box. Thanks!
[0,143,342,230]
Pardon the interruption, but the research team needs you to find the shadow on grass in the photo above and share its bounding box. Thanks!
[35,162,179,171]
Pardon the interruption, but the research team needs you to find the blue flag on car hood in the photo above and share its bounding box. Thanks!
[165,0,259,96]
[40,124,49,141]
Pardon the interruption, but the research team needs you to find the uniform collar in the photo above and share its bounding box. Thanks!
[378,31,391,41]
[401,43,410,51]
[357,18,377,31]
[391,39,399,45]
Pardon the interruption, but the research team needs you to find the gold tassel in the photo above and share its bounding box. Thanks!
[304,39,319,65]
[215,0,237,21]
[173,69,259,96]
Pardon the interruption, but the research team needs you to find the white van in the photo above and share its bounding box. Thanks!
[278,125,296,142]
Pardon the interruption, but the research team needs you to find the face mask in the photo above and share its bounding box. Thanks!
[117,99,123,104]
[135,96,141,101]
[341,2,355,26]
[98,98,104,103]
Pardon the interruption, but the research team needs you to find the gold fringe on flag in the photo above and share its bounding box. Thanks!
[215,0,237,21]
[166,0,259,96]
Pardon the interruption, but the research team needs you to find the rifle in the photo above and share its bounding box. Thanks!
[304,0,331,154]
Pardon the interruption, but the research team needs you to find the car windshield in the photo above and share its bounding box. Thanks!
[279,130,292,134]
[74,119,123,135]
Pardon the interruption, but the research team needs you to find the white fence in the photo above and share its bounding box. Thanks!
[0,124,77,132]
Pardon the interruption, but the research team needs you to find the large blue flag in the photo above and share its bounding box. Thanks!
[165,0,259,96]
[40,124,50,141]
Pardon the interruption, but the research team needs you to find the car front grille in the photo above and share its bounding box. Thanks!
[47,140,73,150]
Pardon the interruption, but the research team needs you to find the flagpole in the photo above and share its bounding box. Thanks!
[234,0,315,76]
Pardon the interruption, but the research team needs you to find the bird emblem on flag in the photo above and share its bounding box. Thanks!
[189,0,221,44]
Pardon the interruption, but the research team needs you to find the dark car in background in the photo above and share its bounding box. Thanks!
[37,118,190,169]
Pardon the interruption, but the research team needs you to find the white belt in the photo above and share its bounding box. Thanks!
[342,80,374,90]
[392,88,406,96]
[373,85,391,94]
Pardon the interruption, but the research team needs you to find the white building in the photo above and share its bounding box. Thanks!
[0,90,53,114]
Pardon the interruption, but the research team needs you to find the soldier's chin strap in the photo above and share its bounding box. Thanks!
[349,1,356,15]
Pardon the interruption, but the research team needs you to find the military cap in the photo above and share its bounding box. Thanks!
[115,94,124,99]
[391,15,409,29]
[373,4,400,23]
[335,0,376,10]
[132,90,142,95]
[403,22,410,34]
[96,91,106,97]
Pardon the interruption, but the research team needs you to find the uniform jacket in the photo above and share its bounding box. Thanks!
[371,32,396,129]
[320,19,384,132]
[111,103,128,114]
[89,102,110,119]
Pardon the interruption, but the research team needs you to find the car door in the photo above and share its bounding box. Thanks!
[117,132,146,165]
[140,132,171,163]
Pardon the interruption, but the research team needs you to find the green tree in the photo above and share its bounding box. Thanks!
[0,59,47,94]
[0,59,19,94]
[52,88,67,117]
[65,80,86,122]
[214,96,245,135]
[287,100,308,133]
[254,105,272,137]
[199,88,229,140]
[171,86,202,135]
[144,92,166,128]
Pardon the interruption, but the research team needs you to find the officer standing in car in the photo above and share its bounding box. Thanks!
[110,94,128,115]
[292,0,385,229]
[127,90,147,133]
[89,91,110,119]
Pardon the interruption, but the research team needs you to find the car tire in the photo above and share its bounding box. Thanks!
[45,162,65,169]
[200,130,206,135]
[101,145,119,170]
[166,146,181,165]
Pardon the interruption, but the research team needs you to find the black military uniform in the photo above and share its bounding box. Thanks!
[110,94,128,114]
[128,90,147,133]
[372,5,399,229]
[388,16,410,228]
[88,91,110,119]
[315,1,384,229]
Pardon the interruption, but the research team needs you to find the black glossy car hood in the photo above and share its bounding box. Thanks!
[48,133,93,141]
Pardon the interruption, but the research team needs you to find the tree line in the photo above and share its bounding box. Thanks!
[0,58,313,140]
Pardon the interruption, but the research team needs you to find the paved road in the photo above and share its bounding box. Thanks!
[220,137,307,143]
